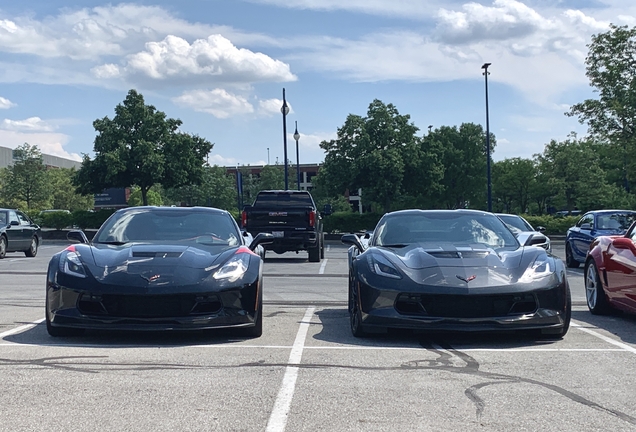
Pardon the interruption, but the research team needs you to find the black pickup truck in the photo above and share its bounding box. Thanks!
[241,190,324,262]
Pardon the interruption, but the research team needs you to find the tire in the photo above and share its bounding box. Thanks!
[240,288,263,338]
[0,236,6,259]
[541,285,571,339]
[24,236,38,257]
[585,260,611,315]
[45,313,84,337]
[308,241,321,262]
[348,274,367,338]
[565,243,580,268]
[320,233,325,259]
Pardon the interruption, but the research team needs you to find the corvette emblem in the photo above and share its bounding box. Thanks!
[140,274,161,283]
[456,275,477,283]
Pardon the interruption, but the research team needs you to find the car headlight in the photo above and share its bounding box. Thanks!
[213,248,253,283]
[59,247,87,278]
[367,253,402,279]
[520,255,554,282]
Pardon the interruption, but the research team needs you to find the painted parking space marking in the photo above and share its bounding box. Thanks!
[0,319,44,340]
[318,259,328,274]
[266,307,315,432]
[572,321,636,354]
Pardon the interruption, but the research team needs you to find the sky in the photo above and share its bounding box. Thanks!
[0,0,634,167]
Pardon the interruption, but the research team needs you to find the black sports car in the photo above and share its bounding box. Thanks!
[341,209,571,338]
[46,206,273,337]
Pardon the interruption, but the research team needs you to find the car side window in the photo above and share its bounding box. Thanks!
[17,212,31,226]
[577,214,594,229]
[7,211,19,225]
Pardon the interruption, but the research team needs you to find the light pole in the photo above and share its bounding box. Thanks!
[267,148,270,165]
[482,62,492,212]
[281,89,290,190]
[294,122,300,190]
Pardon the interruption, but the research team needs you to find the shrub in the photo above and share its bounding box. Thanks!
[40,211,74,230]
[322,212,382,233]
[523,215,580,235]
[72,209,117,230]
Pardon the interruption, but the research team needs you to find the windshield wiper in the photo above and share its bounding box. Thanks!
[381,244,409,248]
[95,241,128,245]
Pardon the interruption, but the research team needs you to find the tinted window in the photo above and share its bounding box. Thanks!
[253,192,313,207]
[596,212,636,230]
[0,211,6,226]
[374,212,519,250]
[7,211,18,225]
[17,212,31,226]
[95,209,240,246]
[577,214,594,228]
[498,215,533,232]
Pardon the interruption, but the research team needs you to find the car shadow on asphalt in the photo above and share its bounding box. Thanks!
[571,309,636,345]
[312,308,566,349]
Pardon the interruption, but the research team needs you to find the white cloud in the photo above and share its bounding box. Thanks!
[97,34,296,86]
[259,98,294,116]
[173,89,255,118]
[0,96,15,109]
[0,130,81,161]
[1,117,55,132]
[208,153,240,166]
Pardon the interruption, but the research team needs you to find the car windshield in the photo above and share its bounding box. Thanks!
[596,212,636,231]
[373,212,519,250]
[94,209,240,246]
[498,215,533,232]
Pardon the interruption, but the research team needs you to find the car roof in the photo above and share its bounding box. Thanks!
[384,209,492,217]
[115,206,230,215]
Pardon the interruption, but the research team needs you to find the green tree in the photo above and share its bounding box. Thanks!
[127,186,164,206]
[492,158,536,213]
[164,165,236,209]
[45,168,94,211]
[567,24,636,192]
[74,89,213,205]
[319,100,424,212]
[427,123,495,209]
[259,165,285,190]
[3,143,49,209]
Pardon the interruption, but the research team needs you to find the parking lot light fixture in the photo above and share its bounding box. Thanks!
[482,62,492,212]
[281,89,290,190]
[294,122,301,191]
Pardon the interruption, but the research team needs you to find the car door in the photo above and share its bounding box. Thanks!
[569,213,595,262]
[604,230,636,312]
[5,210,27,251]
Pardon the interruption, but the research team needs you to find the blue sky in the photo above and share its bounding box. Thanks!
[0,0,634,167]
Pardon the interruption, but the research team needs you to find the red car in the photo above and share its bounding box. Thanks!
[585,223,636,315]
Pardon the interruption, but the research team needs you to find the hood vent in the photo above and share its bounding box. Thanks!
[427,251,490,259]
[132,251,183,258]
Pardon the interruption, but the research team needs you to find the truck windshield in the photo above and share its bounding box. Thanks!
[253,192,313,207]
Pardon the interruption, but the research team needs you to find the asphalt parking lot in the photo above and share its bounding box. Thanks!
[1,240,636,431]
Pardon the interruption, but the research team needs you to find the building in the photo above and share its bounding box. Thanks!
[0,145,82,170]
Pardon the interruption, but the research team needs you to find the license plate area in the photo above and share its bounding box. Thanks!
[272,231,284,238]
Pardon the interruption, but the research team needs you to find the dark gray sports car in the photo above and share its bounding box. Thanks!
[46,206,273,337]
[342,209,570,338]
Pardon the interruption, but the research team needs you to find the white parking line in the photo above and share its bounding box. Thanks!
[318,259,328,275]
[0,319,45,339]
[572,321,636,354]
[266,307,315,432]
[326,245,330,252]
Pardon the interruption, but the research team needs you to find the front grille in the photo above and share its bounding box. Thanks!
[77,294,222,318]
[395,293,537,318]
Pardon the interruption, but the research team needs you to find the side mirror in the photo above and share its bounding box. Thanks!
[10,220,19,226]
[67,230,89,244]
[249,232,274,251]
[341,233,364,252]
[524,233,548,248]
[535,226,546,233]
[612,237,636,253]
[580,223,592,230]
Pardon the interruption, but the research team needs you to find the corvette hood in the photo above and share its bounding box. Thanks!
[387,244,522,270]
[89,243,226,269]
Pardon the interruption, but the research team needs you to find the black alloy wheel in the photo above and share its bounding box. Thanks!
[348,273,367,338]
[565,243,580,268]
[320,233,325,259]
[24,237,38,257]
[308,240,321,262]
[584,260,611,315]
[540,286,571,339]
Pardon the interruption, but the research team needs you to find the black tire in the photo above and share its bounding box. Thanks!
[0,236,6,259]
[584,260,611,315]
[320,233,325,259]
[308,241,321,262]
[24,236,38,257]
[348,274,368,338]
[45,314,84,337]
[240,288,263,338]
[541,285,571,339]
[565,243,580,268]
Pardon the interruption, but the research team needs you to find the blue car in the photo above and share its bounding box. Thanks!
[565,210,636,268]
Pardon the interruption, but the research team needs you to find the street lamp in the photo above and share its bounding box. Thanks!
[482,62,492,212]
[294,122,300,191]
[281,89,290,190]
